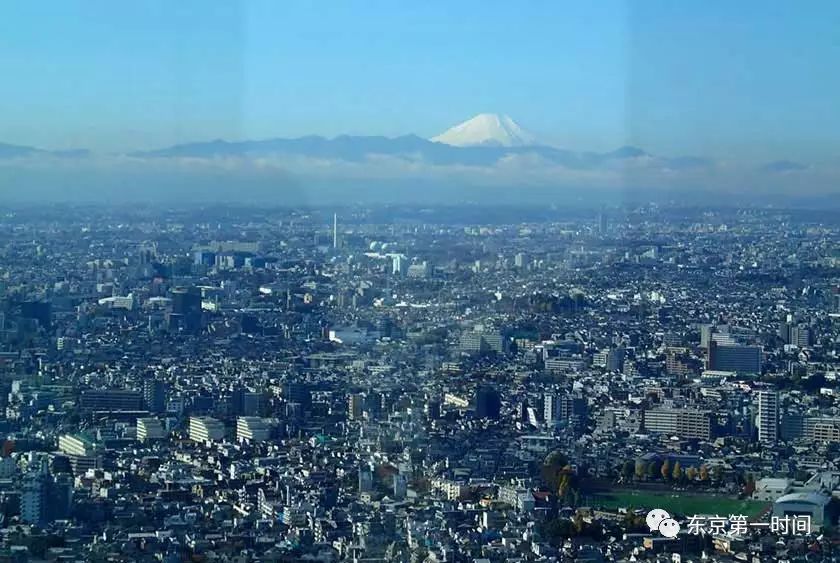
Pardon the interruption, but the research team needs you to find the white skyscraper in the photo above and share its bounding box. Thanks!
[392,255,406,276]
[544,393,557,424]
[757,390,779,444]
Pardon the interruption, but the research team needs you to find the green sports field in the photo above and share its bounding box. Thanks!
[592,489,768,518]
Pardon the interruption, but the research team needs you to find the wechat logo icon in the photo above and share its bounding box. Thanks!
[646,508,681,538]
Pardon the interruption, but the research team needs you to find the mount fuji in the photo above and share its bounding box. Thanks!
[126,113,713,174]
[431,113,537,147]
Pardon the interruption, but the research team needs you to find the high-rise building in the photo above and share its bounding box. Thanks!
[79,389,144,412]
[20,463,72,526]
[425,398,441,420]
[393,473,408,500]
[700,324,714,348]
[358,465,374,493]
[475,386,501,419]
[459,327,506,356]
[643,408,712,440]
[136,418,165,442]
[543,393,558,424]
[20,470,45,525]
[598,208,608,235]
[665,347,700,377]
[543,393,586,425]
[392,255,406,276]
[47,473,73,521]
[58,434,103,475]
[236,417,275,443]
[708,341,762,374]
[189,416,226,443]
[782,414,840,443]
[757,390,779,444]
[143,379,166,413]
[607,347,624,372]
[779,320,812,347]
[283,382,312,411]
[348,393,364,420]
[231,386,266,416]
[593,346,624,371]
[790,325,812,348]
[169,287,202,333]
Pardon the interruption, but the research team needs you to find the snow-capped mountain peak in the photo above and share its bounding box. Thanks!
[431,113,537,147]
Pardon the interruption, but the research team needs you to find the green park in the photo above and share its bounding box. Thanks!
[593,489,768,519]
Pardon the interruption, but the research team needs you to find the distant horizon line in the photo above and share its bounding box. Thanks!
[0,133,814,169]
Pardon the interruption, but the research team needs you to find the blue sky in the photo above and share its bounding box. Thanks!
[2,1,840,162]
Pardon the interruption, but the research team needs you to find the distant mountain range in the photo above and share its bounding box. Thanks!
[0,142,91,159]
[128,114,713,171]
[0,114,809,175]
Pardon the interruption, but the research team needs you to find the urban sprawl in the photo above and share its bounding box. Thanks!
[1,204,840,563]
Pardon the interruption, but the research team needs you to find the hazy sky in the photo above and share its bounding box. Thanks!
[2,1,840,161]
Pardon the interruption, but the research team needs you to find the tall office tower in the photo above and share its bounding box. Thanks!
[393,473,408,500]
[46,473,73,521]
[707,341,762,374]
[475,386,501,419]
[514,252,525,268]
[598,207,608,234]
[333,213,338,249]
[358,465,374,493]
[230,386,265,416]
[558,394,588,422]
[543,393,558,424]
[348,393,364,420]
[169,286,203,333]
[700,324,714,348]
[392,254,406,276]
[283,382,312,410]
[20,470,46,525]
[138,243,157,265]
[425,398,442,420]
[545,393,588,427]
[606,346,624,372]
[777,320,792,343]
[143,379,166,413]
[789,325,812,348]
[757,390,779,444]
[21,462,73,526]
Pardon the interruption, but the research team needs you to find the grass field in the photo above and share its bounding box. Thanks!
[592,490,768,518]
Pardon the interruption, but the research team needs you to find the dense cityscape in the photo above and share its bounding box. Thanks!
[0,203,837,562]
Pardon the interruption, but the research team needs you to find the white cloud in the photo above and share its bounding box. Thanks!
[1,150,839,202]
